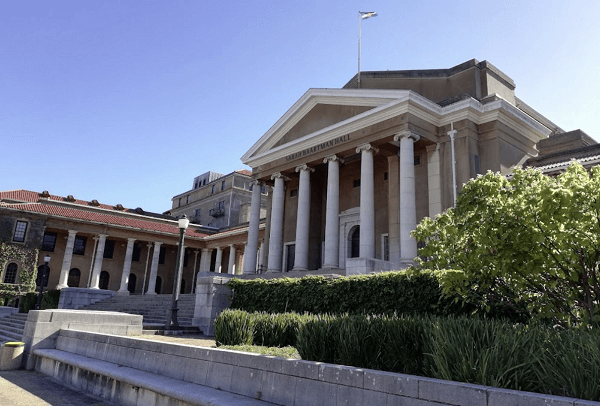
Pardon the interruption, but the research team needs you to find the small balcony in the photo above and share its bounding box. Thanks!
[209,208,225,218]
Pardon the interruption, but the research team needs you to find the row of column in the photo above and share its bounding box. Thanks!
[243,130,420,272]
[54,232,247,295]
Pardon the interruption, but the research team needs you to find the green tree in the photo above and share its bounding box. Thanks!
[413,162,600,325]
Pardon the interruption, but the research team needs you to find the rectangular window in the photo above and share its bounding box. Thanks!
[261,185,266,194]
[178,198,182,207]
[73,236,87,255]
[103,240,115,259]
[290,189,298,197]
[212,185,216,194]
[159,246,166,264]
[353,179,361,188]
[219,200,225,210]
[186,195,190,204]
[222,180,226,190]
[41,232,58,252]
[414,155,421,166]
[12,221,28,243]
[384,172,388,181]
[132,242,142,262]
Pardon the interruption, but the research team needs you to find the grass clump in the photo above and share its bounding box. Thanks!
[218,345,300,359]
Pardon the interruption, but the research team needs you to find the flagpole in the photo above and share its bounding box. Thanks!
[358,11,362,89]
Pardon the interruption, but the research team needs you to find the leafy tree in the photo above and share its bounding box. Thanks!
[413,162,600,325]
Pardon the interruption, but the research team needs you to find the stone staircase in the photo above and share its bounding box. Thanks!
[0,313,28,343]
[80,294,197,328]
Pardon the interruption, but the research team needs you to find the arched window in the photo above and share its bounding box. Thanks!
[180,278,186,294]
[127,273,137,294]
[36,265,50,287]
[99,271,110,290]
[4,263,18,284]
[67,268,80,287]
[350,226,360,258]
[155,276,162,294]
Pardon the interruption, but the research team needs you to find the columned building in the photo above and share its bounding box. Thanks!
[241,59,565,274]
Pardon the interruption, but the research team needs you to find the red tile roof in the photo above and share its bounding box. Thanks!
[0,201,208,238]
[235,169,252,176]
[0,190,124,211]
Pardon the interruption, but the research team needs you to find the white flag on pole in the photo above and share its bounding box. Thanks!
[360,11,378,20]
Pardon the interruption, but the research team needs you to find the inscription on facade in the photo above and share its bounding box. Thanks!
[285,134,351,162]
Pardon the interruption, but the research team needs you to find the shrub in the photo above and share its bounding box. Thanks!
[19,290,60,313]
[228,270,468,317]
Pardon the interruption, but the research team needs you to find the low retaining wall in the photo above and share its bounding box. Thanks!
[0,306,18,318]
[34,329,599,406]
[22,309,142,369]
[58,287,116,309]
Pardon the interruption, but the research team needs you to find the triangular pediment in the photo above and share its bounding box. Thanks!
[242,89,411,166]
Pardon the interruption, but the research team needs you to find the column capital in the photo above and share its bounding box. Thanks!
[323,154,344,164]
[447,129,457,138]
[95,234,108,240]
[356,143,379,154]
[154,241,163,247]
[295,164,315,173]
[271,172,290,181]
[426,143,441,153]
[394,130,420,143]
[250,179,263,187]
[67,230,78,236]
[229,243,236,248]
[127,237,137,243]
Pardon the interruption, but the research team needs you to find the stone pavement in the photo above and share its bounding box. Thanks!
[0,370,112,406]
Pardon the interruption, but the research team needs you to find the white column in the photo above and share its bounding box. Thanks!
[267,172,288,272]
[323,155,343,268]
[293,164,314,271]
[395,131,420,263]
[243,180,263,274]
[199,248,211,274]
[90,234,108,289]
[356,143,378,259]
[228,244,236,274]
[146,242,162,295]
[426,143,443,217]
[56,230,77,289]
[117,238,136,295]
[214,247,223,273]
[191,250,199,292]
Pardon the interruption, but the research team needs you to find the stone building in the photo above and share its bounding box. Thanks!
[167,170,268,229]
[0,190,265,295]
[241,59,581,275]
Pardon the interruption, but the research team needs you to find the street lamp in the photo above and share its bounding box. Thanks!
[35,255,51,310]
[166,215,189,329]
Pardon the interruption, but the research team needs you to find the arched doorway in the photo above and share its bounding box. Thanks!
[350,226,360,258]
[67,268,80,287]
[127,273,137,294]
[36,265,50,287]
[99,271,110,290]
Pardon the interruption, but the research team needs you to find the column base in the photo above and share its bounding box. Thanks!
[266,269,282,273]
[116,290,130,296]
[145,291,157,296]
[292,267,308,272]
[55,284,68,290]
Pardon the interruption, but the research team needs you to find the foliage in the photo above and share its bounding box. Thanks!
[413,163,600,325]
[227,270,468,317]
[214,309,309,348]
[19,290,61,313]
[217,345,300,359]
[0,241,39,302]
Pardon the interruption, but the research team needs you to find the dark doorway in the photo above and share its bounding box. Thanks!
[286,244,295,272]
[99,271,110,290]
[67,268,80,287]
[155,276,162,294]
[128,273,137,294]
[351,226,360,258]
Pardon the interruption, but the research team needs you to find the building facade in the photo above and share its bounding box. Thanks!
[0,190,265,296]
[241,59,572,275]
[167,170,268,229]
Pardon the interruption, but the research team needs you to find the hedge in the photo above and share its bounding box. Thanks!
[215,310,600,401]
[227,269,472,316]
[19,290,61,313]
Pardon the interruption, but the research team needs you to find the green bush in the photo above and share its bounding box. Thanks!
[19,290,60,313]
[228,270,469,317]
[215,310,309,348]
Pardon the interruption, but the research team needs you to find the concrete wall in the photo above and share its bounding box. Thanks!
[36,329,597,406]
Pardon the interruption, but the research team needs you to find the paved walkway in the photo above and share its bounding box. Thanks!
[0,370,112,406]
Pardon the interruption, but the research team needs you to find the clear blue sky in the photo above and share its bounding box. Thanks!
[2,0,599,214]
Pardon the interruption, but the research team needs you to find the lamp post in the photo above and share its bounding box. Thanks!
[166,215,189,329]
[35,255,51,310]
